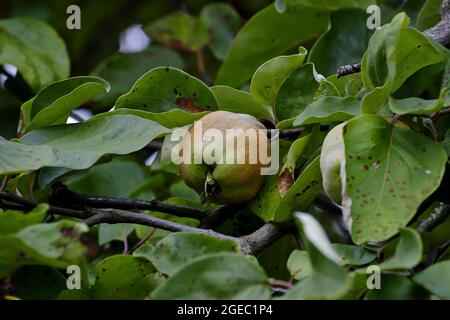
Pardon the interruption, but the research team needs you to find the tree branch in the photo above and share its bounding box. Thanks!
[0,191,91,220]
[0,190,290,256]
[336,0,450,77]
[83,207,288,255]
[416,202,450,233]
[50,182,211,220]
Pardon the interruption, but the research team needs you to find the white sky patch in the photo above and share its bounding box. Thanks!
[119,24,151,53]
[0,64,18,87]
[66,108,93,124]
[145,152,158,166]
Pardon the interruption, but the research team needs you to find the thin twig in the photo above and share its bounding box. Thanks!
[128,228,157,254]
[0,176,8,192]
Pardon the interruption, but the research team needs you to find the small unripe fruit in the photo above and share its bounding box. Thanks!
[178,111,269,204]
[320,123,346,205]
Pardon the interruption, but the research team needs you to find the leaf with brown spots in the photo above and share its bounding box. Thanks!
[342,115,447,244]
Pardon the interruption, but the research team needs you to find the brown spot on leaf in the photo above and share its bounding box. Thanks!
[176,97,205,113]
[278,169,294,198]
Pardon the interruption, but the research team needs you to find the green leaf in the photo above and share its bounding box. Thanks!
[251,47,307,107]
[250,156,322,222]
[388,89,446,115]
[93,255,161,300]
[413,261,450,299]
[0,204,48,235]
[24,77,110,132]
[144,13,209,52]
[274,156,323,222]
[0,220,88,276]
[293,96,361,126]
[283,213,350,299]
[19,115,169,171]
[416,0,441,31]
[13,266,67,300]
[287,250,313,280]
[361,13,443,113]
[91,108,206,129]
[66,160,148,197]
[366,274,429,300]
[133,232,240,276]
[379,228,423,270]
[0,140,53,175]
[200,3,242,60]
[332,244,377,266]
[216,4,329,87]
[211,85,274,121]
[308,9,373,77]
[116,67,218,114]
[0,17,69,92]
[152,253,269,299]
[342,115,447,244]
[442,129,450,157]
[280,0,374,11]
[98,224,135,246]
[275,63,320,122]
[90,46,185,108]
[278,129,314,182]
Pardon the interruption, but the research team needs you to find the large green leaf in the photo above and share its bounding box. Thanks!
[342,115,447,244]
[18,115,169,171]
[283,213,350,299]
[250,47,307,107]
[366,274,429,299]
[0,204,48,235]
[90,108,206,129]
[388,88,446,115]
[308,9,373,77]
[0,17,69,92]
[66,160,149,197]
[413,261,450,299]
[216,4,329,87]
[379,228,423,270]
[274,63,320,122]
[293,96,360,127]
[277,0,374,11]
[0,220,88,277]
[24,77,110,132]
[361,13,443,113]
[133,232,240,276]
[144,13,209,52]
[0,140,53,175]
[211,85,274,121]
[200,3,242,61]
[93,255,161,300]
[152,253,270,299]
[116,67,218,114]
[90,46,185,108]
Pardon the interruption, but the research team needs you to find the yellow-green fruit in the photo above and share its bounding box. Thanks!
[179,111,268,204]
[320,123,346,205]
